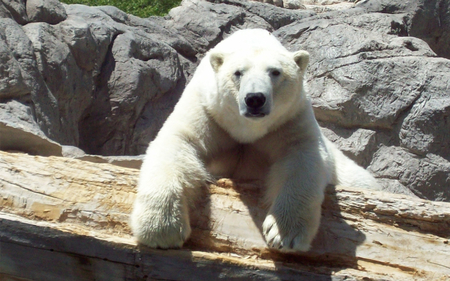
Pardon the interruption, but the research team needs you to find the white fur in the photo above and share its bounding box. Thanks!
[131,29,380,251]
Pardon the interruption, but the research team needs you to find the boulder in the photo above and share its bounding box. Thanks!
[26,0,67,24]
[0,18,63,142]
[283,0,304,9]
[0,0,449,201]
[0,100,62,156]
[22,21,93,146]
[369,146,450,201]
[0,28,30,99]
[273,0,450,200]
[358,0,450,60]
[0,0,29,24]
[399,66,450,160]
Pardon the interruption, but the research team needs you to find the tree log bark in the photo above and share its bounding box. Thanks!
[0,151,449,280]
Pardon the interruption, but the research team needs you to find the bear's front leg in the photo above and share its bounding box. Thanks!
[262,150,329,252]
[131,136,208,249]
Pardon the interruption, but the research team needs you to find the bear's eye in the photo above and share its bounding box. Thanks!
[271,70,281,77]
[234,70,242,77]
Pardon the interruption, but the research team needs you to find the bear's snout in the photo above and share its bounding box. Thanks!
[244,92,267,118]
[242,92,270,118]
[245,92,266,109]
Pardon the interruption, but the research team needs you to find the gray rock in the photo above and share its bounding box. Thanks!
[408,0,450,60]
[357,0,450,60]
[355,0,418,13]
[75,154,144,169]
[23,21,95,145]
[1,0,449,201]
[62,143,142,169]
[399,64,450,161]
[96,5,196,58]
[240,0,315,29]
[274,2,450,201]
[320,125,378,168]
[26,0,67,24]
[66,0,315,155]
[276,18,436,129]
[77,28,184,155]
[369,146,450,201]
[166,0,268,53]
[0,0,29,24]
[375,178,420,198]
[283,0,305,9]
[0,100,62,156]
[59,17,98,71]
[62,145,86,158]
[0,28,31,99]
[0,18,63,141]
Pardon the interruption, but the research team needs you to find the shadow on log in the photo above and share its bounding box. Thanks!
[0,151,449,280]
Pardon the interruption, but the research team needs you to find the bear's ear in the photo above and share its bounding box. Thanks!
[293,50,310,74]
[210,51,225,73]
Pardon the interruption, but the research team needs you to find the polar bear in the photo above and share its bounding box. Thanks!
[131,29,380,252]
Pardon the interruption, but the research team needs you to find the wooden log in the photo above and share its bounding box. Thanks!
[0,151,449,280]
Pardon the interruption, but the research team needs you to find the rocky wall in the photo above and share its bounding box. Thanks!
[0,0,449,201]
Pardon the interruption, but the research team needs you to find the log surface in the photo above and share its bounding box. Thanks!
[0,151,449,280]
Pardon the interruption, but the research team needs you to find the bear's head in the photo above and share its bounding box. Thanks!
[208,46,309,142]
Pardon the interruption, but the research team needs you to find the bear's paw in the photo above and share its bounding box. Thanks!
[262,214,312,252]
[131,195,191,249]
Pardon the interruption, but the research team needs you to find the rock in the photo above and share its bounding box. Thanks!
[23,22,94,146]
[62,144,143,169]
[251,0,355,12]
[0,0,449,201]
[0,100,62,156]
[26,0,67,24]
[320,124,378,168]
[166,0,270,53]
[71,0,316,155]
[0,0,29,24]
[58,17,98,72]
[369,146,450,201]
[75,154,144,169]
[96,6,196,58]
[276,19,436,129]
[76,28,184,155]
[303,0,355,12]
[273,2,450,201]
[358,0,450,60]
[408,0,450,60]
[0,0,317,156]
[283,0,305,9]
[238,0,315,29]
[399,62,450,160]
[0,18,63,142]
[251,0,283,8]
[0,28,30,99]
[61,145,86,158]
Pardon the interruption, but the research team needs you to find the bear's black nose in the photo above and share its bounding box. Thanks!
[245,92,266,109]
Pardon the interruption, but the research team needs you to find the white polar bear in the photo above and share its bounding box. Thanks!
[131,29,380,252]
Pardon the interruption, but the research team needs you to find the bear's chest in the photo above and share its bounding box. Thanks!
[206,143,272,181]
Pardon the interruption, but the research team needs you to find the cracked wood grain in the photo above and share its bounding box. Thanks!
[0,151,449,280]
